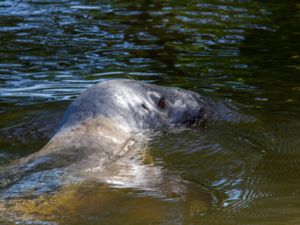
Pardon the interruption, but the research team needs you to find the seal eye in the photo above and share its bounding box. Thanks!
[157,97,166,110]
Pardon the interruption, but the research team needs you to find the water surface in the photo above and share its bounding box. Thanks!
[1,0,300,224]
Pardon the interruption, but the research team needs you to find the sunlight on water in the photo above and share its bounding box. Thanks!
[0,0,300,224]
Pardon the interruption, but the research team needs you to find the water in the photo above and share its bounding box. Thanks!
[0,0,300,224]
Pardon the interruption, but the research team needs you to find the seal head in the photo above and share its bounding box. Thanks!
[60,79,210,134]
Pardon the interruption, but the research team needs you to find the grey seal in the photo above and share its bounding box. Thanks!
[26,79,210,165]
[0,79,212,192]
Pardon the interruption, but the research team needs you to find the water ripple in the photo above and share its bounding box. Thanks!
[0,0,279,105]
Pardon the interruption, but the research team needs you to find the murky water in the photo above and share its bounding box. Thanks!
[0,0,300,224]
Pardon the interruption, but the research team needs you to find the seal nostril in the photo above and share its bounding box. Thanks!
[141,103,149,110]
[157,97,166,110]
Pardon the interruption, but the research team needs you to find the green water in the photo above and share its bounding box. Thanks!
[0,0,300,224]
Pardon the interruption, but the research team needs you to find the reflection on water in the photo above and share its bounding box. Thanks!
[0,0,300,224]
